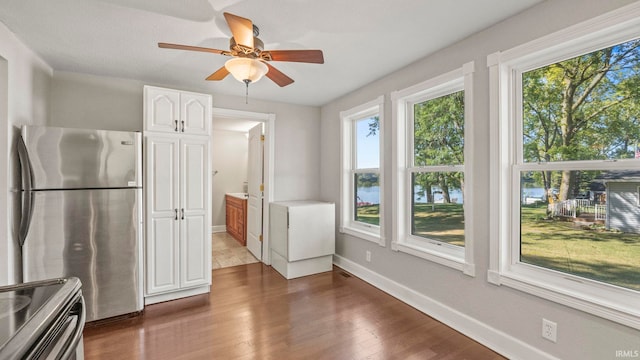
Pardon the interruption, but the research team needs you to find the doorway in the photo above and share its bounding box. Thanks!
[210,108,274,269]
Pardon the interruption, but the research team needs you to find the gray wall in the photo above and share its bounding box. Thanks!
[319,0,640,359]
[48,72,322,202]
[0,21,52,285]
[50,71,143,131]
[211,129,249,228]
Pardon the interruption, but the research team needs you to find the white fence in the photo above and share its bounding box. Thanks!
[595,204,606,221]
[548,199,607,221]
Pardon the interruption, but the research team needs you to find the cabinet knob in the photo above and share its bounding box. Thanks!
[181,208,185,220]
[181,120,185,132]
[174,120,178,132]
[174,209,178,220]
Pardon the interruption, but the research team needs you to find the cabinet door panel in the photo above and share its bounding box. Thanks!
[181,92,211,135]
[145,87,180,133]
[181,214,208,287]
[182,139,207,212]
[180,137,210,287]
[147,217,180,294]
[149,138,179,212]
[145,136,181,295]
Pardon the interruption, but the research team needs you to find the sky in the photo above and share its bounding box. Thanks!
[356,116,379,169]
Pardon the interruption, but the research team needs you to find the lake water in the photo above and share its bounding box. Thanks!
[357,186,549,205]
[357,186,464,204]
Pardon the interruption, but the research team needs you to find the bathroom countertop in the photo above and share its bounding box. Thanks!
[226,193,248,199]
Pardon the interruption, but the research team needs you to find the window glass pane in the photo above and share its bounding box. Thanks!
[355,116,379,169]
[411,172,464,246]
[522,38,640,163]
[519,170,640,291]
[354,173,380,226]
[413,91,464,166]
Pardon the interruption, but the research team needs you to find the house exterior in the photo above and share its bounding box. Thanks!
[597,171,640,234]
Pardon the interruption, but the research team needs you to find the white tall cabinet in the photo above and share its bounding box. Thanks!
[143,85,212,305]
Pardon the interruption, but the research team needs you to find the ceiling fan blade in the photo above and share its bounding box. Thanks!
[264,63,294,87]
[158,42,229,55]
[223,12,254,49]
[263,50,324,64]
[205,66,230,81]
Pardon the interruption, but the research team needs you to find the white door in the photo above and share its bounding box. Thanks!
[180,137,211,288]
[246,123,264,260]
[145,135,180,295]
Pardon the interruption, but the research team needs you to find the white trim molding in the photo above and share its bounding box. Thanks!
[391,62,476,276]
[339,95,385,246]
[487,2,640,330]
[211,107,276,265]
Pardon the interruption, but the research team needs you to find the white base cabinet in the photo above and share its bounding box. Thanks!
[269,201,335,279]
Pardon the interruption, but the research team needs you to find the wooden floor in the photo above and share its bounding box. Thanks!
[83,264,505,359]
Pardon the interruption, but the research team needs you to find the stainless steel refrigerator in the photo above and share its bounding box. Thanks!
[18,125,143,322]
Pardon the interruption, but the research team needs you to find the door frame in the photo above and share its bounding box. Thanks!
[211,107,275,265]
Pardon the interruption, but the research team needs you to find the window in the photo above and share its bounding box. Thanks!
[340,96,384,245]
[488,3,640,329]
[392,63,475,275]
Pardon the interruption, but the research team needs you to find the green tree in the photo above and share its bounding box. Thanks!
[523,39,640,200]
[413,91,464,203]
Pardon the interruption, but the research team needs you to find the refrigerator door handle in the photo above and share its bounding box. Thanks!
[17,136,35,246]
[19,191,34,247]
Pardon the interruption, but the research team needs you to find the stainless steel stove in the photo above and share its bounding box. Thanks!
[0,277,85,359]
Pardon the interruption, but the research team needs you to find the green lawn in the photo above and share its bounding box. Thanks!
[356,203,640,291]
[412,203,464,246]
[521,205,640,291]
[356,204,380,226]
[356,203,465,246]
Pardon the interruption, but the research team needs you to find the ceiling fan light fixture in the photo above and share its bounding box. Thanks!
[224,58,268,84]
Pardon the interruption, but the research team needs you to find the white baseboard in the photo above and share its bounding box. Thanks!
[333,254,559,360]
[211,225,226,233]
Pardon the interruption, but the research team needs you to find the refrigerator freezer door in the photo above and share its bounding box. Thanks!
[22,188,143,322]
[20,126,142,190]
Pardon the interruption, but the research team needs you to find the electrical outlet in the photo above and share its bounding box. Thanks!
[365,251,371,262]
[542,318,557,343]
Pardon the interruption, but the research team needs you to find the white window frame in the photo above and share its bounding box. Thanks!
[340,95,385,245]
[488,2,640,330]
[392,62,475,276]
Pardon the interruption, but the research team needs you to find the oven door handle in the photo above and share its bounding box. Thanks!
[59,296,86,360]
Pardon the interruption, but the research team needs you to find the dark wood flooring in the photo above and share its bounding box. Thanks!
[83,264,506,359]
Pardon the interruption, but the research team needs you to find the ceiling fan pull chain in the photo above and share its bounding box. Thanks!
[244,79,251,104]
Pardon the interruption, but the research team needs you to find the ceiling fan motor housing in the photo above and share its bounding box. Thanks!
[229,36,264,57]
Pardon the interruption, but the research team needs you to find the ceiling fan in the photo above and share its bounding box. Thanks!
[158,12,324,89]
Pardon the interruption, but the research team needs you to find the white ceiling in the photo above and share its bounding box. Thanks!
[0,0,543,107]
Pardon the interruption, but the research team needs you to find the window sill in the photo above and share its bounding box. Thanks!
[393,240,475,276]
[341,226,385,246]
[490,264,640,330]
